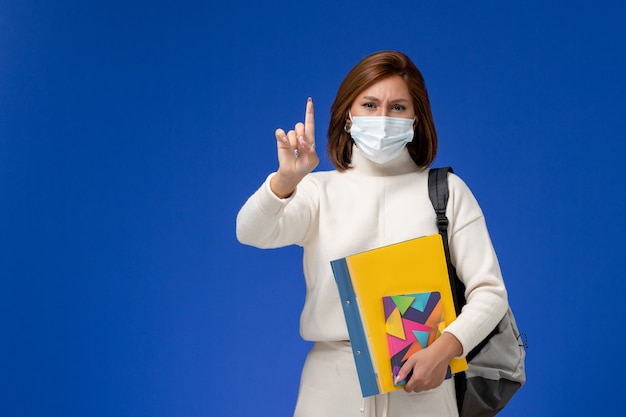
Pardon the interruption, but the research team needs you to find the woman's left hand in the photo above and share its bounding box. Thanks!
[395,332,463,393]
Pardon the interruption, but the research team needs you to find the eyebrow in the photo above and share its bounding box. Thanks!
[361,96,411,103]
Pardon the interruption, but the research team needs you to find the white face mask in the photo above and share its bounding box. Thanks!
[349,115,415,164]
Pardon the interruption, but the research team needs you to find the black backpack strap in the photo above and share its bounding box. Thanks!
[427,167,466,315]
[428,167,467,412]
[428,167,453,248]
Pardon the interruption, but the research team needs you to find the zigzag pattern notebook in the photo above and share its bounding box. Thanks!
[383,291,452,386]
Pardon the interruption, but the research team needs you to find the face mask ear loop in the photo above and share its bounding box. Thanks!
[410,117,418,137]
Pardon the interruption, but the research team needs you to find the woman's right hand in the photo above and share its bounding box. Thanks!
[270,98,319,198]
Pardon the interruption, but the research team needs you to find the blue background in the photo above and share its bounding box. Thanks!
[2,1,624,416]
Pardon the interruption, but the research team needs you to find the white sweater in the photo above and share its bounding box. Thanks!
[236,146,508,357]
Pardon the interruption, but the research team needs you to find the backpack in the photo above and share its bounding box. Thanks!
[428,167,527,417]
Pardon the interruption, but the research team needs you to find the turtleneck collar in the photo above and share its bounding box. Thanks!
[348,144,424,177]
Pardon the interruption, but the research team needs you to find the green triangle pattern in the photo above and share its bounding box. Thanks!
[391,295,415,315]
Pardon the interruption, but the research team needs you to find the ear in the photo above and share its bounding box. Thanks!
[344,110,353,133]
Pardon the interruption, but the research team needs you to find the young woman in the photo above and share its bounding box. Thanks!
[236,50,508,417]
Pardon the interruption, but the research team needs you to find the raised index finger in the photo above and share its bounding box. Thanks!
[304,97,315,140]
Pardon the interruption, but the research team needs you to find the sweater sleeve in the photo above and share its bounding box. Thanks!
[236,173,318,249]
[441,174,509,357]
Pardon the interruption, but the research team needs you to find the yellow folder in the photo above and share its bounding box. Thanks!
[332,234,468,396]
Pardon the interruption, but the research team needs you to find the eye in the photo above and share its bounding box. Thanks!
[362,102,377,109]
[391,104,407,111]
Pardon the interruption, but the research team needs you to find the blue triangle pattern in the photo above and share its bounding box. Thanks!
[413,330,430,349]
[411,292,431,312]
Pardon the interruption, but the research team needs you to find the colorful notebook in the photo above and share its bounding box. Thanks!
[383,291,452,386]
[331,234,468,397]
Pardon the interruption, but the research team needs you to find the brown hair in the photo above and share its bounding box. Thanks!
[327,51,438,170]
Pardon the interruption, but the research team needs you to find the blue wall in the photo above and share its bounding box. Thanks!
[1,1,625,416]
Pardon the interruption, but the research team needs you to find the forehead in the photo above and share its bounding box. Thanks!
[357,75,411,100]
